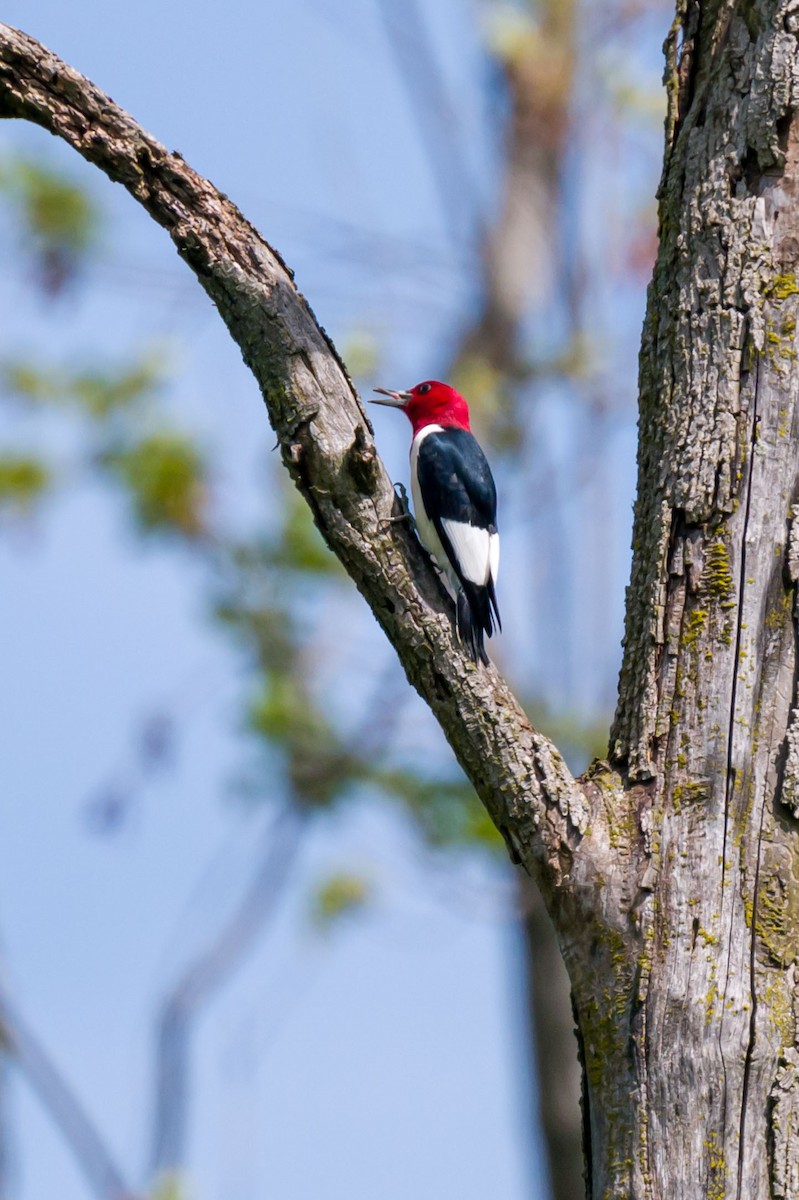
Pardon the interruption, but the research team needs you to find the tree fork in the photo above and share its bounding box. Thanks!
[2,8,799,1196]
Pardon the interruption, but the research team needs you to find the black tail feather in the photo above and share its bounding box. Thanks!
[457,583,499,666]
[487,576,501,632]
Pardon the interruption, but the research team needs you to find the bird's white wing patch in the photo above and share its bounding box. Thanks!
[489,533,500,584]
[441,519,491,585]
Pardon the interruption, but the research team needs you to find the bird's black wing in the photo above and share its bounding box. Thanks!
[416,428,500,663]
[415,427,497,533]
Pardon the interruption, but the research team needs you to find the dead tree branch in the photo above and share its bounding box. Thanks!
[0,21,606,919]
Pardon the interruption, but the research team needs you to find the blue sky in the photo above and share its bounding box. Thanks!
[0,3,666,1198]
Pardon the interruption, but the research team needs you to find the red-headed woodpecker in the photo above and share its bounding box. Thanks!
[371,380,500,665]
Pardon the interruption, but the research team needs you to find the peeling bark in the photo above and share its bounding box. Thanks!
[3,7,799,1195]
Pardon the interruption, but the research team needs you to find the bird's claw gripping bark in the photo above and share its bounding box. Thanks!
[384,482,417,531]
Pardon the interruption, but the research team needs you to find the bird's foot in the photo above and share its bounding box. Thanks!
[383,482,417,531]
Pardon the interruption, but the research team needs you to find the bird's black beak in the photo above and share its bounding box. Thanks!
[371,387,412,408]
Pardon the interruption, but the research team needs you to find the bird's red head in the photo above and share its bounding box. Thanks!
[371,380,471,435]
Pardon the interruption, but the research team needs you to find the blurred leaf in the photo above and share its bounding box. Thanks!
[0,157,98,293]
[341,331,379,379]
[1,354,164,419]
[271,489,341,575]
[525,699,610,774]
[150,1174,187,1200]
[603,64,667,121]
[0,454,51,513]
[374,766,503,851]
[460,802,505,850]
[248,669,358,807]
[0,362,57,403]
[312,873,370,928]
[482,4,537,65]
[249,670,327,745]
[11,161,95,251]
[100,432,208,538]
[70,358,165,418]
[217,600,295,675]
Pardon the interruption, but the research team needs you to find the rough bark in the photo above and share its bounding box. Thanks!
[605,1,799,1195]
[4,9,799,1197]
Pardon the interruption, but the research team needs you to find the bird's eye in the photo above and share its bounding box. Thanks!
[418,383,431,395]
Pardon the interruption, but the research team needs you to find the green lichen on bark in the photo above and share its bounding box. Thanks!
[764,272,799,301]
[703,540,736,609]
[755,852,799,968]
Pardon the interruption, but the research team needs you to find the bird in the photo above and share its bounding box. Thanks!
[371,380,500,665]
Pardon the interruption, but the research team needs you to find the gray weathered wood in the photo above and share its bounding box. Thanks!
[605,2,799,1195]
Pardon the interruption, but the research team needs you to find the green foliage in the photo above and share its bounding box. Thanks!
[250,670,324,744]
[340,332,379,380]
[312,873,370,928]
[149,1174,186,1200]
[374,766,503,851]
[451,356,521,452]
[0,454,51,513]
[1,354,164,418]
[483,3,537,65]
[100,433,208,539]
[270,489,341,575]
[218,520,494,833]
[247,664,365,809]
[0,156,98,291]
[525,699,610,774]
[0,349,209,542]
[218,542,357,806]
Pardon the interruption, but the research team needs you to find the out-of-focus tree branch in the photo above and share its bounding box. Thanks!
[518,875,584,1200]
[0,991,137,1200]
[150,808,304,1175]
[376,0,482,244]
[451,0,577,433]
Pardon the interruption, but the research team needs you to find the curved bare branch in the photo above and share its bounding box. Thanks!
[0,21,603,912]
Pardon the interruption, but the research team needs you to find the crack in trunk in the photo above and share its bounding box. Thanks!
[719,357,760,1198]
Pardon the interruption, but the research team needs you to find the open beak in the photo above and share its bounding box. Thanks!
[371,387,412,408]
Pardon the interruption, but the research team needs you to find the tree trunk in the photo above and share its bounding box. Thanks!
[3,7,799,1195]
[600,2,799,1195]
[519,877,584,1200]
